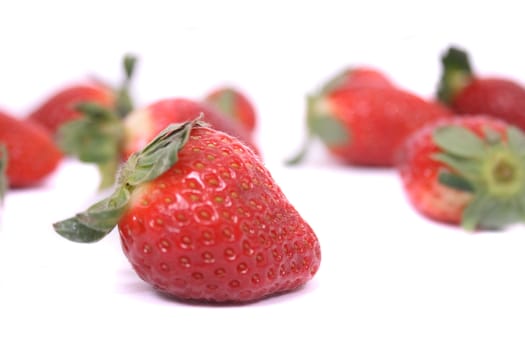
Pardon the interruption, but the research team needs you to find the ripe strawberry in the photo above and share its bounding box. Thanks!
[288,87,453,166]
[122,97,259,159]
[319,66,395,94]
[437,46,525,131]
[0,110,62,188]
[204,86,257,133]
[398,115,525,230]
[54,119,321,303]
[58,97,260,189]
[27,55,137,135]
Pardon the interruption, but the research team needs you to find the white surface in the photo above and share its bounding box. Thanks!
[2,1,525,349]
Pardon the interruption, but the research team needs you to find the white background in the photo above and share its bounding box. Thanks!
[1,1,525,349]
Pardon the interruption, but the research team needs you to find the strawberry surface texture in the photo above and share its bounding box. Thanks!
[54,119,321,303]
[398,115,525,231]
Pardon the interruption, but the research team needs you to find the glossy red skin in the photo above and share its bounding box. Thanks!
[123,98,259,159]
[324,87,453,166]
[27,83,115,134]
[204,87,257,133]
[397,116,508,225]
[452,78,525,131]
[118,127,321,302]
[0,110,62,187]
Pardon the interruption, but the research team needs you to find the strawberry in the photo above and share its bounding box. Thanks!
[288,86,453,166]
[319,66,395,94]
[58,97,260,189]
[204,86,257,133]
[437,46,525,131]
[54,119,321,303]
[122,97,259,159]
[27,55,137,135]
[0,110,62,188]
[397,115,525,231]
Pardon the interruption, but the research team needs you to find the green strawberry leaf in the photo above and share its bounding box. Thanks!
[508,126,525,157]
[53,217,108,243]
[306,95,349,147]
[122,118,198,186]
[433,125,485,159]
[57,102,124,189]
[436,46,474,105]
[53,118,201,243]
[432,153,481,183]
[309,115,349,146]
[434,124,525,230]
[483,126,503,145]
[115,54,137,118]
[211,89,236,120]
[461,193,493,231]
[437,170,475,193]
[286,94,349,166]
[53,188,130,242]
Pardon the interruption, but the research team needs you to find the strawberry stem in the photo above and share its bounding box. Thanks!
[115,54,137,118]
[436,46,474,105]
[285,133,314,166]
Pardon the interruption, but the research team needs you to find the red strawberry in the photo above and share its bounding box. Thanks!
[204,86,258,133]
[54,119,321,303]
[123,97,259,159]
[27,55,137,135]
[288,87,453,166]
[437,46,525,131]
[397,115,525,230]
[319,66,395,94]
[0,110,62,188]
[58,97,260,189]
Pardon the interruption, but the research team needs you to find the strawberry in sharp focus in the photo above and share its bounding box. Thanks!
[27,54,137,135]
[437,46,525,131]
[398,115,525,231]
[204,86,258,134]
[287,86,453,166]
[58,97,260,189]
[0,110,62,188]
[54,118,321,303]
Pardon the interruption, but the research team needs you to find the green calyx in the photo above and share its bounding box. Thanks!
[285,94,349,165]
[436,46,474,105]
[114,54,137,118]
[53,118,201,243]
[56,54,138,189]
[432,124,525,230]
[0,144,7,204]
[57,102,124,189]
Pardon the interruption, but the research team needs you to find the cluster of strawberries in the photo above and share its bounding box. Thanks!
[1,44,524,304]
[0,55,321,304]
[290,46,525,232]
[0,56,259,192]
